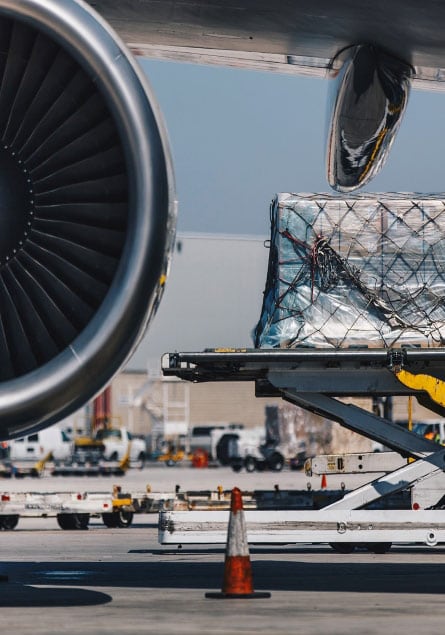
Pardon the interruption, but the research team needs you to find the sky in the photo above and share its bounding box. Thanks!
[140,58,445,238]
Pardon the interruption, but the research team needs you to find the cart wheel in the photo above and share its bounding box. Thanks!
[0,515,19,530]
[269,452,284,472]
[102,512,119,528]
[231,465,242,473]
[57,513,89,530]
[102,511,133,528]
[116,511,133,528]
[75,513,90,530]
[244,456,257,472]
[366,542,392,554]
[137,452,146,470]
[166,459,175,467]
[329,542,356,553]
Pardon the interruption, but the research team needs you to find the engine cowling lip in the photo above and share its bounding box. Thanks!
[0,0,175,436]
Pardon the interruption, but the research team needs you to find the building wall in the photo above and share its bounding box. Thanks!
[110,371,282,437]
[106,371,442,455]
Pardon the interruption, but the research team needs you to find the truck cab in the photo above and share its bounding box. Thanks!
[94,428,147,464]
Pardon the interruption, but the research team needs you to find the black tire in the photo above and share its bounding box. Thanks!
[231,464,242,473]
[329,542,356,553]
[102,511,133,528]
[109,451,119,462]
[76,513,90,530]
[366,542,392,554]
[268,452,284,472]
[137,452,146,469]
[215,433,240,466]
[57,513,90,530]
[166,459,175,467]
[102,512,119,528]
[0,515,19,530]
[116,511,133,528]
[244,456,256,473]
[57,513,75,530]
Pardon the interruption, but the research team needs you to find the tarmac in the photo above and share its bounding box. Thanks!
[1,465,445,634]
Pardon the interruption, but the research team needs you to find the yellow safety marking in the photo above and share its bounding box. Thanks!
[118,440,132,472]
[34,451,53,474]
[407,395,414,463]
[395,368,445,408]
[213,348,247,353]
[74,437,103,448]
[112,498,133,508]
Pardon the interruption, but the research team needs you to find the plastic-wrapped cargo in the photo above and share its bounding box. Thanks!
[254,193,445,349]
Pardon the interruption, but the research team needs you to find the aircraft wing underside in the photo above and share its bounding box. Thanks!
[93,0,445,89]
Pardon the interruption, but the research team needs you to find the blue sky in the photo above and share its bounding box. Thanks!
[140,58,445,237]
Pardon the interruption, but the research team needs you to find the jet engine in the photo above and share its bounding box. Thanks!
[0,0,175,439]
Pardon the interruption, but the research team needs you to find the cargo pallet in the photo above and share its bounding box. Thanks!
[159,347,445,548]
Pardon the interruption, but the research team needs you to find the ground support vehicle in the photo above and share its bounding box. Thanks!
[49,428,146,476]
[159,507,445,552]
[160,347,445,550]
[51,436,128,477]
[94,428,147,466]
[0,486,240,530]
[218,428,286,473]
[0,491,114,530]
[7,427,73,464]
[0,456,51,479]
[0,480,418,548]
[156,447,191,467]
[0,486,177,530]
[0,484,405,532]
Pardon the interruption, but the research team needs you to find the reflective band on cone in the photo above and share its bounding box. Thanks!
[205,487,271,599]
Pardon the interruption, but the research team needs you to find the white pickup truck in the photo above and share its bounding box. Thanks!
[94,428,147,466]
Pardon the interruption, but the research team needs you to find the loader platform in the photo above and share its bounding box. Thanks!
[160,347,445,547]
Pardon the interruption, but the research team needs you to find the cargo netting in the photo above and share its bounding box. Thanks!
[255,193,445,349]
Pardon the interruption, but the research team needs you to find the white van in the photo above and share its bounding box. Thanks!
[8,426,73,462]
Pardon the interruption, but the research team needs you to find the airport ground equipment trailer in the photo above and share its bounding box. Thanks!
[160,347,445,548]
[0,459,49,479]
[0,485,357,530]
[0,490,114,530]
[0,484,171,530]
[0,441,132,479]
[0,458,128,479]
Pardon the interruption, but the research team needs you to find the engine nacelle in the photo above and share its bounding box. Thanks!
[327,45,412,192]
[0,0,175,439]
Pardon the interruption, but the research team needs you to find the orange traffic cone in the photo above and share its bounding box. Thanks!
[321,474,327,489]
[205,487,271,599]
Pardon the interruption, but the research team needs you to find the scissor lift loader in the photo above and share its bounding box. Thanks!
[160,347,445,549]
